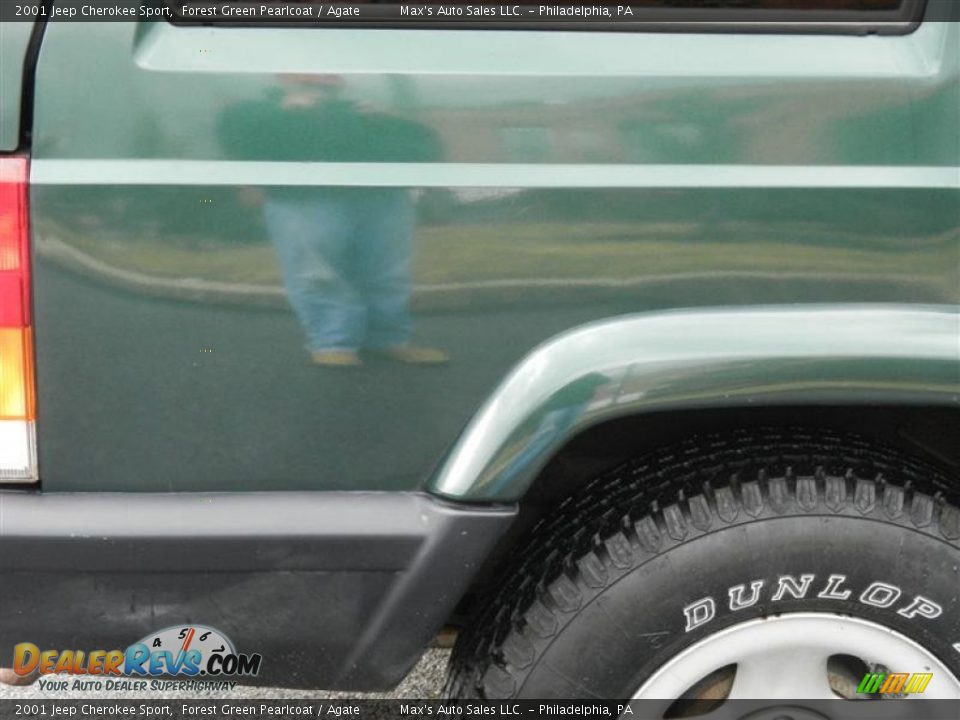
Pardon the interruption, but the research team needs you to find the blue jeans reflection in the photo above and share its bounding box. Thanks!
[264,189,414,353]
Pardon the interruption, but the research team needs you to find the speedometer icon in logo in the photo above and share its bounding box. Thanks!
[138,625,235,663]
[127,624,261,677]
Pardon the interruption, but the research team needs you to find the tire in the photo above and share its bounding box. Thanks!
[446,429,960,700]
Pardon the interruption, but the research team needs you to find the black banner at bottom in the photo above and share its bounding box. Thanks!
[2,700,960,720]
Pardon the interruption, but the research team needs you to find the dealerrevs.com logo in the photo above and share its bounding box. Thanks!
[13,625,261,691]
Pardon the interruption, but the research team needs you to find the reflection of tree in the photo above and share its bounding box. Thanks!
[35,185,267,247]
[440,187,957,248]
[618,92,748,164]
[831,79,959,167]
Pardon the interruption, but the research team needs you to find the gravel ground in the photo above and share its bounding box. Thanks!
[0,649,450,700]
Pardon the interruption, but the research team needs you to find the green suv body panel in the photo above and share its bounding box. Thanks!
[0,21,33,150]
[26,15,959,496]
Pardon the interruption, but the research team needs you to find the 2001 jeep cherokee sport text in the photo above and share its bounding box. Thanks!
[0,0,958,702]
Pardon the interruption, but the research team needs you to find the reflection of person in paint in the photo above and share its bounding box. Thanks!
[219,74,448,367]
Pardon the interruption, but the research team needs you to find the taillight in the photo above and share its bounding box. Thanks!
[0,155,37,482]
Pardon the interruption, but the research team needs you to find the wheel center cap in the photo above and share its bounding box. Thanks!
[740,706,830,720]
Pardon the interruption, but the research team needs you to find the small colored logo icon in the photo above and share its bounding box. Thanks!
[857,672,932,695]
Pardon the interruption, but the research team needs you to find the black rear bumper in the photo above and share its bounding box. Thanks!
[0,491,515,690]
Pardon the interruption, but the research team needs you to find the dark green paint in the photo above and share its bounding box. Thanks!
[25,17,959,497]
[0,21,34,150]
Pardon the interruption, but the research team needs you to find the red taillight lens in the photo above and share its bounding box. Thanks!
[0,155,37,482]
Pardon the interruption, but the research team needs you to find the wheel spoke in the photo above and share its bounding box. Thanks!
[634,615,960,702]
[728,649,835,700]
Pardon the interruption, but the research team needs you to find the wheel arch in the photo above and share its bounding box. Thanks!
[427,304,960,503]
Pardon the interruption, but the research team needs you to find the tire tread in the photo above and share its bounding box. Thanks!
[445,428,960,699]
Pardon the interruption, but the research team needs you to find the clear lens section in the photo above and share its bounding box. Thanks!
[0,419,36,481]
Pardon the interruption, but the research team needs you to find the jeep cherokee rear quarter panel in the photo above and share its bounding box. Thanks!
[27,17,959,494]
